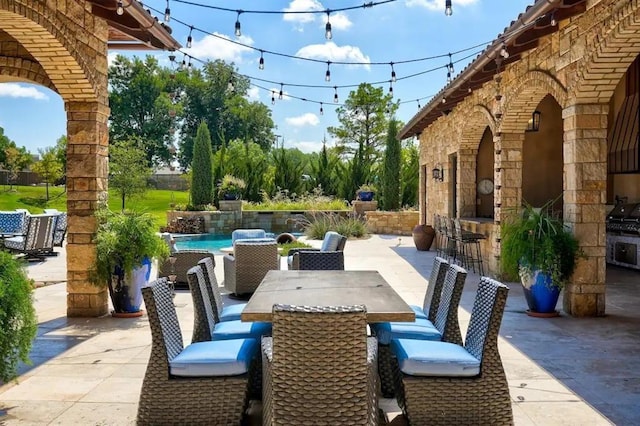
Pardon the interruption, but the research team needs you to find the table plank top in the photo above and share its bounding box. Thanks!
[241,270,415,323]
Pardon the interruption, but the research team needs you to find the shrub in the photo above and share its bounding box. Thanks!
[243,188,349,211]
[217,174,246,200]
[0,251,37,382]
[300,211,369,239]
[191,122,213,206]
[278,241,313,256]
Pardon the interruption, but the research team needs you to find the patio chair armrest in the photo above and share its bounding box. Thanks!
[158,250,213,285]
[296,250,344,270]
[223,254,237,291]
[287,247,320,256]
[261,336,273,363]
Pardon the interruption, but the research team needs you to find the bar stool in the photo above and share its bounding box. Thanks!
[452,218,485,275]
[434,214,448,257]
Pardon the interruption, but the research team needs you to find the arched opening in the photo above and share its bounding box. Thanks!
[522,94,564,213]
[476,126,494,218]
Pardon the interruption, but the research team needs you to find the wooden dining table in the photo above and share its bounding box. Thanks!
[240,269,415,323]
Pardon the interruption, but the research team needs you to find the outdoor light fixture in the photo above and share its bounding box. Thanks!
[325,12,333,40]
[526,110,541,132]
[116,0,124,15]
[186,27,193,48]
[445,0,452,16]
[259,51,265,70]
[235,11,242,37]
[164,0,170,22]
[432,164,444,182]
[390,62,397,82]
[325,62,331,82]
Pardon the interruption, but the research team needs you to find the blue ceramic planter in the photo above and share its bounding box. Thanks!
[519,268,560,314]
[358,191,374,201]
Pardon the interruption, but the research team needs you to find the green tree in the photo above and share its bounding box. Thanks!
[108,55,177,167]
[214,139,268,202]
[190,122,213,206]
[381,119,401,210]
[31,147,63,201]
[400,140,420,208]
[109,139,152,211]
[54,135,67,182]
[271,147,306,196]
[310,138,338,196]
[3,146,31,190]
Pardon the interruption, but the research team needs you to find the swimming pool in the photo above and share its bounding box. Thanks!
[174,232,302,253]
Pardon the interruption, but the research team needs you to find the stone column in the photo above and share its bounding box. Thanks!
[457,148,477,217]
[66,101,110,317]
[562,103,608,317]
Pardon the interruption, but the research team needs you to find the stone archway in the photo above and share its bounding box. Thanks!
[0,1,110,317]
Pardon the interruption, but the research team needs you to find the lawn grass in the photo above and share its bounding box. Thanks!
[0,185,190,228]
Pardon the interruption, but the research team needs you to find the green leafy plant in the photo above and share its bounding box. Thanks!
[357,183,376,193]
[500,199,580,288]
[278,241,313,256]
[218,174,246,200]
[243,188,348,211]
[92,209,169,287]
[0,251,37,383]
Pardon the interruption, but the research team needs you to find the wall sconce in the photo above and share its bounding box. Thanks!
[432,164,444,182]
[526,110,541,132]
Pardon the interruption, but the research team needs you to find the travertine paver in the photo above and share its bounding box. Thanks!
[1,235,631,424]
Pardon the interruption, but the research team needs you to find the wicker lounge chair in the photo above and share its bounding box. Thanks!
[223,239,279,297]
[262,304,379,425]
[3,214,56,260]
[138,278,256,425]
[287,231,347,270]
[158,233,214,289]
[197,257,246,322]
[391,277,512,425]
[373,262,465,398]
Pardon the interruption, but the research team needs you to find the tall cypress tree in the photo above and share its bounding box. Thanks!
[191,122,213,206]
[382,119,401,210]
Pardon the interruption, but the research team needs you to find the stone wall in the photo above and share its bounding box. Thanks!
[365,211,419,236]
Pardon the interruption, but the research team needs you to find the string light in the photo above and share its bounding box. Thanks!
[271,91,275,105]
[187,56,193,70]
[550,12,557,27]
[442,97,446,104]
[320,102,324,116]
[445,0,452,16]
[235,10,243,37]
[388,81,393,97]
[390,62,396,83]
[448,53,454,74]
[227,76,234,91]
[417,100,421,109]
[116,0,124,15]
[164,0,170,22]
[186,26,193,48]
[325,61,331,82]
[446,67,452,84]
[179,54,186,71]
[325,11,332,40]
[334,86,339,103]
[259,50,265,70]
[500,41,509,58]
[278,83,284,100]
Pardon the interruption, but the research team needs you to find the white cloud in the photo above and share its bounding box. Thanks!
[0,83,48,100]
[406,0,478,11]
[283,0,324,25]
[246,86,260,101]
[291,140,325,153]
[295,42,370,70]
[286,113,320,127]
[327,12,352,31]
[184,33,254,63]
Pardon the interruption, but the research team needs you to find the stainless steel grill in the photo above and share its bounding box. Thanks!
[606,203,640,234]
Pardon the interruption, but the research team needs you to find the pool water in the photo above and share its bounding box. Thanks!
[174,232,302,253]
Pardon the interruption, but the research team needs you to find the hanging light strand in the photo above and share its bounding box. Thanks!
[186,26,193,48]
[445,0,452,16]
[390,62,396,82]
[258,50,265,70]
[116,0,124,15]
[164,0,171,22]
[234,10,243,37]
[325,61,331,82]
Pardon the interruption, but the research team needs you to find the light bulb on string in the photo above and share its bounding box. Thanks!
[227,76,234,91]
[500,42,509,58]
[325,61,331,82]
[278,83,283,100]
[271,91,275,105]
[390,62,396,83]
[187,56,193,70]
[550,12,557,26]
[179,54,186,71]
[325,11,332,40]
[334,86,339,103]
[448,54,454,74]
[388,82,393,97]
[164,0,170,22]
[259,51,264,70]
[442,97,446,104]
[468,86,472,93]
[235,11,242,37]
[445,0,452,16]
[116,1,124,15]
[320,103,324,116]
[417,100,421,109]
[447,70,452,84]
[186,26,193,49]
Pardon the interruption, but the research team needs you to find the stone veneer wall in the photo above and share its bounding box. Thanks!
[365,211,419,236]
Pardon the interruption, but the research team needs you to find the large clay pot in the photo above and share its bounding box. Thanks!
[412,224,435,251]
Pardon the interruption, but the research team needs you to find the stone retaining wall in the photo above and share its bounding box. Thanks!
[365,211,419,236]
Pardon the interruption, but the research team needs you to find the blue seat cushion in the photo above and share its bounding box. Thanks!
[212,320,272,341]
[170,338,258,377]
[372,318,442,345]
[219,303,246,322]
[410,304,428,320]
[391,338,480,377]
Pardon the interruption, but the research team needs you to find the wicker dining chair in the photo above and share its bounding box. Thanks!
[197,257,246,322]
[376,256,450,398]
[138,278,255,425]
[262,304,379,425]
[224,239,280,297]
[391,277,512,425]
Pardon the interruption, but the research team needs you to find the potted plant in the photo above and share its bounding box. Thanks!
[500,199,580,317]
[92,209,169,317]
[356,184,376,202]
[218,174,246,201]
[0,251,37,383]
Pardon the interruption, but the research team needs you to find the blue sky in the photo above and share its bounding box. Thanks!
[0,0,532,156]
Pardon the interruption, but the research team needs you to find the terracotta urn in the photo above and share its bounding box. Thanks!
[412,224,435,251]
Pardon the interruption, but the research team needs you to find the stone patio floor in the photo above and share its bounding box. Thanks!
[1,234,639,425]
